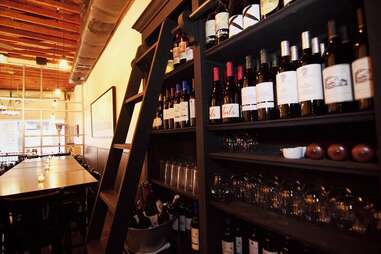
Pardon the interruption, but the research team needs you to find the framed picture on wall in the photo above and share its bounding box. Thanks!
[90,86,116,138]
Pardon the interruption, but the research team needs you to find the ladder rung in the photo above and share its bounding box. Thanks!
[125,92,144,104]
[113,143,132,150]
[135,42,157,66]
[100,190,118,214]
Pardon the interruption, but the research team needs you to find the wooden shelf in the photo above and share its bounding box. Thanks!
[205,0,355,62]
[152,127,196,135]
[208,111,374,131]
[209,152,379,176]
[211,201,381,254]
[164,60,194,82]
[151,179,198,201]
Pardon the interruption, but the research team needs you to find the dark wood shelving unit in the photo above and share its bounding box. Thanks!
[210,201,381,254]
[151,179,198,201]
[209,152,379,176]
[164,60,194,82]
[151,127,196,135]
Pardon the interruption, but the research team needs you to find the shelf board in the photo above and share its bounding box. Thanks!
[152,127,196,135]
[205,0,355,62]
[208,111,374,131]
[211,201,381,254]
[151,179,198,201]
[164,60,194,82]
[209,152,379,176]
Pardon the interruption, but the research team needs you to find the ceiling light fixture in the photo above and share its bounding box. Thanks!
[0,53,7,63]
[58,57,70,70]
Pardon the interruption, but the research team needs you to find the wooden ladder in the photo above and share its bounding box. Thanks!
[86,19,175,254]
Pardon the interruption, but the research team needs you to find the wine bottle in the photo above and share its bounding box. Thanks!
[242,56,258,121]
[312,37,322,60]
[234,225,243,254]
[228,0,244,38]
[189,79,196,127]
[179,201,186,233]
[163,88,170,129]
[168,87,175,129]
[276,41,300,119]
[290,45,300,69]
[243,0,261,29]
[320,41,326,57]
[279,236,291,254]
[174,83,182,128]
[263,233,279,254]
[323,20,355,114]
[271,53,279,78]
[179,32,189,64]
[185,202,193,247]
[173,31,181,67]
[158,202,170,224]
[248,227,260,254]
[153,93,163,130]
[191,202,200,253]
[171,195,181,231]
[222,61,241,123]
[206,11,217,49]
[209,67,222,124]
[216,0,229,44]
[340,25,353,63]
[297,31,325,117]
[261,0,282,19]
[135,201,151,229]
[180,80,190,128]
[257,49,276,121]
[222,218,234,254]
[352,8,374,111]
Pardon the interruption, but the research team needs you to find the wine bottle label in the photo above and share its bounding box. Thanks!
[216,12,229,37]
[153,117,162,128]
[209,106,221,120]
[191,228,200,251]
[323,64,353,104]
[243,4,260,29]
[190,98,196,118]
[163,108,169,120]
[249,239,259,254]
[186,218,192,230]
[241,86,257,111]
[206,19,216,43]
[229,14,243,37]
[179,101,189,122]
[261,0,279,16]
[235,237,243,254]
[296,64,324,102]
[174,103,181,122]
[352,56,374,100]
[222,240,234,254]
[276,71,299,105]
[263,250,278,254]
[168,107,174,120]
[173,46,180,65]
[256,82,275,109]
[222,103,240,118]
[186,47,194,61]
[179,41,187,61]
[283,0,294,5]
[179,215,186,232]
[172,218,179,231]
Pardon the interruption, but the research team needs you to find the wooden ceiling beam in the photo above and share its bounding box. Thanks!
[0,40,75,56]
[0,7,80,33]
[0,34,76,51]
[0,26,78,47]
[0,17,79,41]
[0,47,74,61]
[25,0,81,14]
[0,0,80,24]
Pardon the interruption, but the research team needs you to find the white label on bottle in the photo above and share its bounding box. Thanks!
[229,14,243,37]
[243,4,260,29]
[174,103,181,122]
[323,64,353,104]
[153,117,162,128]
[168,107,174,120]
[222,240,234,254]
[191,228,200,251]
[179,41,187,61]
[256,82,274,109]
[241,86,257,111]
[352,56,374,100]
[163,108,168,120]
[179,101,189,122]
[263,250,278,254]
[209,106,221,120]
[249,239,259,254]
[172,218,179,231]
[215,12,229,36]
[186,218,192,230]
[173,46,180,65]
[261,0,279,16]
[235,237,243,254]
[190,98,196,118]
[222,103,240,118]
[296,64,324,102]
[179,215,186,232]
[206,19,216,43]
[276,70,299,105]
[186,47,193,61]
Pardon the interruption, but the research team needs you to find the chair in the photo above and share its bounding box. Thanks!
[1,190,64,254]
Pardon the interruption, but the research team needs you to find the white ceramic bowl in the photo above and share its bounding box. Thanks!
[281,146,306,159]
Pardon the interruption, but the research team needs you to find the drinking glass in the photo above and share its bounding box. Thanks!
[184,163,194,192]
[164,160,172,185]
[175,162,183,189]
[170,161,178,187]
[192,167,199,195]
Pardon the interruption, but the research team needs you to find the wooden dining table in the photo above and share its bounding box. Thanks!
[0,156,98,197]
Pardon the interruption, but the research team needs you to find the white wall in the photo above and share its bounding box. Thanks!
[82,0,151,149]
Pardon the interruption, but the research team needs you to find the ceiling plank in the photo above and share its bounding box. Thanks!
[0,0,80,24]
[0,17,79,41]
[0,47,74,61]
[0,7,80,33]
[0,34,76,51]
[25,0,81,14]
[0,40,75,56]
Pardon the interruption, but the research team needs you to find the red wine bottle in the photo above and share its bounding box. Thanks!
[352,8,374,111]
[263,233,279,254]
[234,224,243,254]
[163,88,170,129]
[153,92,163,129]
[276,40,300,119]
[206,11,217,49]
[174,83,182,128]
[222,61,241,123]
[297,31,326,116]
[323,20,355,114]
[242,56,258,121]
[168,87,175,129]
[261,0,282,19]
[179,80,190,128]
[243,0,261,30]
[209,67,222,124]
[248,227,260,254]
[190,79,196,127]
[190,202,199,253]
[228,0,244,38]
[215,0,229,44]
[222,218,234,254]
[257,49,276,121]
